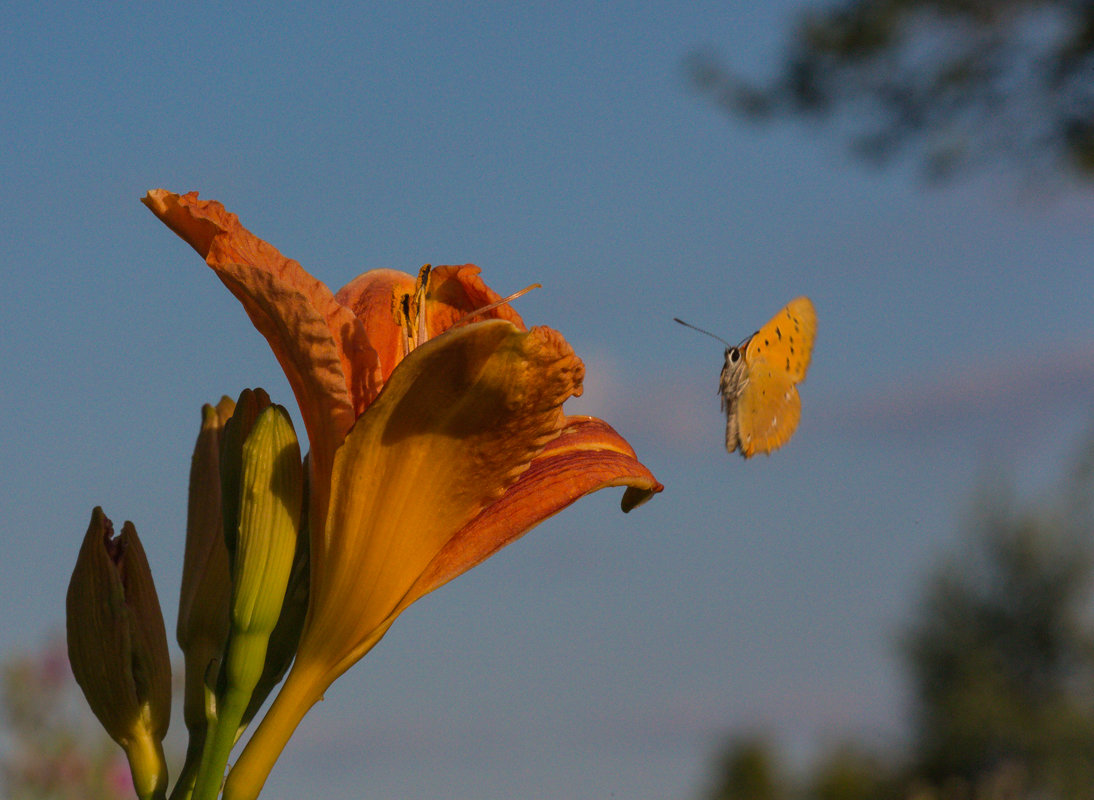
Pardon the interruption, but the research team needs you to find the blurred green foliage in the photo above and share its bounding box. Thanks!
[809,746,898,800]
[688,0,1094,182]
[904,493,1094,797]
[702,435,1094,799]
[705,735,788,800]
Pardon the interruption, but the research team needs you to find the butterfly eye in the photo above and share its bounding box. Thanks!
[727,347,741,363]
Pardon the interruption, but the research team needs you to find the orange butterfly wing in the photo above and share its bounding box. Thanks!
[731,297,817,458]
[735,356,802,457]
[743,296,816,382]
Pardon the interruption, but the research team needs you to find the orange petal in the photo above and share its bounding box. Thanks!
[142,190,382,533]
[225,321,585,798]
[424,264,528,336]
[335,264,529,382]
[306,319,581,677]
[333,268,416,380]
[400,416,663,607]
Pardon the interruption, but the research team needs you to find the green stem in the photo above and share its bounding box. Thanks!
[221,663,324,800]
[190,684,252,800]
[190,631,270,800]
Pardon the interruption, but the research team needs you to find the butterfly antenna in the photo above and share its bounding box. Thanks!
[673,317,733,347]
[453,283,542,327]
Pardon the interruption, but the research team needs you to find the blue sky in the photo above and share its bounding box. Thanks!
[5,3,1094,798]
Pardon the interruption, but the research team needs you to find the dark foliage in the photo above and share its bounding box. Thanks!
[689,0,1094,181]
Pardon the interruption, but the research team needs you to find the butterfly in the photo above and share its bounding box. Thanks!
[675,296,816,458]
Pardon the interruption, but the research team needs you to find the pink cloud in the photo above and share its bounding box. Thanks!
[821,341,1094,443]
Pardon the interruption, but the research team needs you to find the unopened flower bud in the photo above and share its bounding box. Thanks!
[66,507,171,800]
[219,388,272,561]
[174,396,235,797]
[242,458,310,729]
[190,403,303,800]
[226,404,304,688]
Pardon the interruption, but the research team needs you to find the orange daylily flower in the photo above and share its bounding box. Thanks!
[142,190,662,800]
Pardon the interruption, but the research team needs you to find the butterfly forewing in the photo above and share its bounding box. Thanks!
[742,296,816,383]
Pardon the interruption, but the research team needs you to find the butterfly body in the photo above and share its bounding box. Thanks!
[718,344,747,451]
[678,296,816,458]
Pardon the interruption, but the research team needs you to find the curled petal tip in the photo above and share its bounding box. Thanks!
[622,483,661,512]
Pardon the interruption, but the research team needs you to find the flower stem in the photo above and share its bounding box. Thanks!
[190,683,253,800]
[125,727,169,800]
[221,663,324,800]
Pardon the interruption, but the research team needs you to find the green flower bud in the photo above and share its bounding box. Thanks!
[66,507,171,800]
[191,403,303,800]
[241,459,310,730]
[228,404,304,678]
[219,388,272,561]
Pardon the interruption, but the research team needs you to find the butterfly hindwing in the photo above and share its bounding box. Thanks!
[735,354,802,458]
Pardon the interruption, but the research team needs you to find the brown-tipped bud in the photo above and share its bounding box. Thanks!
[175,396,235,788]
[66,508,171,800]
